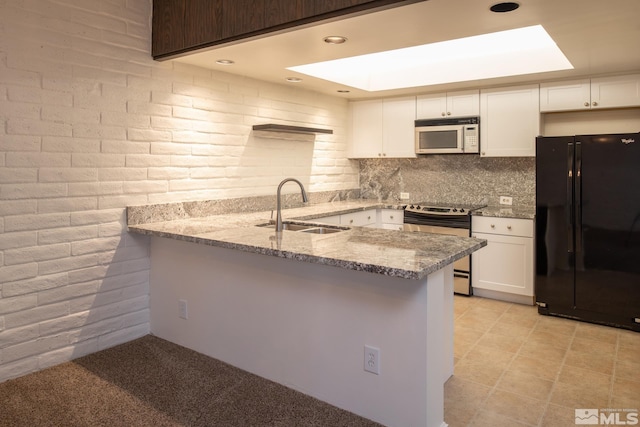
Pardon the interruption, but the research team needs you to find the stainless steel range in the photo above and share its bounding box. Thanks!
[403,203,485,295]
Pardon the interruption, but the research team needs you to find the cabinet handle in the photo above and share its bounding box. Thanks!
[367,216,371,220]
[507,225,512,230]
[390,215,394,219]
[584,101,590,107]
[350,219,354,224]
[447,111,451,116]
[441,112,446,117]
[490,224,495,229]
[378,153,382,157]
[592,101,598,107]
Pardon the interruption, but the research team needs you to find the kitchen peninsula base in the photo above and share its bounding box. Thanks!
[149,237,454,427]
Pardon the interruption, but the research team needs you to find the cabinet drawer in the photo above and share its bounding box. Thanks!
[472,216,533,237]
[340,210,376,226]
[380,209,403,224]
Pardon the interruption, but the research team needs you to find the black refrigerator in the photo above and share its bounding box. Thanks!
[536,133,640,332]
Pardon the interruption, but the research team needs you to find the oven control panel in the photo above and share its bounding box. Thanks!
[403,204,473,216]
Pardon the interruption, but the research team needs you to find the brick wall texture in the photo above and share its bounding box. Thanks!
[0,0,357,381]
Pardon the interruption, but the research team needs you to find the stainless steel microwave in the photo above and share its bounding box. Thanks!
[415,116,480,154]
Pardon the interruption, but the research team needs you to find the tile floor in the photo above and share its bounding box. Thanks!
[445,295,640,427]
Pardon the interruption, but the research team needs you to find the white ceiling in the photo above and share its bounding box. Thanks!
[173,0,640,100]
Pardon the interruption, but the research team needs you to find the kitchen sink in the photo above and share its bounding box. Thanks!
[299,226,343,234]
[256,222,348,234]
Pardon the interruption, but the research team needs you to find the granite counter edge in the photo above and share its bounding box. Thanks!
[128,224,486,280]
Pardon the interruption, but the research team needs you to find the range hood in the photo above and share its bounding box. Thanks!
[252,124,333,134]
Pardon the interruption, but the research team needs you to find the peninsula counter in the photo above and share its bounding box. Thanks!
[127,200,486,427]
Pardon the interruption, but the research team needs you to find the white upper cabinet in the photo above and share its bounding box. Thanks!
[480,84,540,157]
[349,96,416,158]
[539,79,591,112]
[540,74,640,112]
[416,90,480,119]
[349,99,383,158]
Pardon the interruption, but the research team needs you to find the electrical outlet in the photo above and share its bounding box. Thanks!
[178,299,188,319]
[499,196,513,206]
[399,192,410,200]
[364,345,380,375]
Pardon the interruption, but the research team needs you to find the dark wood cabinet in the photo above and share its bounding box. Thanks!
[265,0,302,29]
[184,0,224,50]
[152,0,422,59]
[152,0,186,57]
[300,0,361,16]
[222,0,265,39]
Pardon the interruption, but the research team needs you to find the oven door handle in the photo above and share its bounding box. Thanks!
[404,224,470,237]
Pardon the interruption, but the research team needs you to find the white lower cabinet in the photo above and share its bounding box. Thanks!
[314,209,404,230]
[378,209,404,230]
[340,210,376,227]
[471,216,535,305]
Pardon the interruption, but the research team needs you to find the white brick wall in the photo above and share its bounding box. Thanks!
[0,0,357,382]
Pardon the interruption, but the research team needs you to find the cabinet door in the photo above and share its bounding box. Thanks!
[472,232,534,297]
[416,94,447,118]
[348,100,383,158]
[222,0,265,38]
[590,74,640,109]
[265,0,302,28]
[539,79,591,112]
[184,0,224,49]
[379,209,404,230]
[416,90,479,118]
[382,96,416,158]
[446,90,480,117]
[152,0,186,57]
[379,209,403,225]
[301,0,367,16]
[480,84,540,157]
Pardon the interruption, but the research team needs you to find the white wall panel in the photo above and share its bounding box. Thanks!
[0,0,356,382]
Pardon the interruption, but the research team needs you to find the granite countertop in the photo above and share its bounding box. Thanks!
[472,205,536,219]
[127,200,487,280]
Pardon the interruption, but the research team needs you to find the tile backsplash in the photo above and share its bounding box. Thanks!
[359,156,535,207]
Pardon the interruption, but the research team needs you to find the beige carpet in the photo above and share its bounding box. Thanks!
[0,335,383,427]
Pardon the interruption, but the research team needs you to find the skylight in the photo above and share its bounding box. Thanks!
[287,25,573,91]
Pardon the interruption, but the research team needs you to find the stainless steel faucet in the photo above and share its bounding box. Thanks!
[276,178,308,232]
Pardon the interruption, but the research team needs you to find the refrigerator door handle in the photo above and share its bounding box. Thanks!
[567,142,575,257]
[575,141,582,259]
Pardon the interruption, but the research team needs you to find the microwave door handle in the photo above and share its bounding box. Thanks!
[462,126,469,153]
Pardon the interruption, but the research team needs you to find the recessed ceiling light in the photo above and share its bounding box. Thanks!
[288,25,572,92]
[285,77,302,83]
[323,36,347,44]
[490,2,520,13]
[215,59,234,65]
